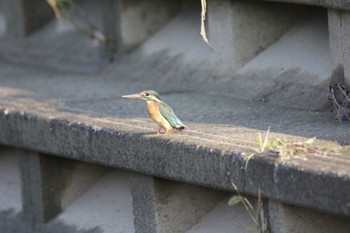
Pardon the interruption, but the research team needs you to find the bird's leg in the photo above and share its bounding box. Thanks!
[156,127,162,136]
[164,129,170,135]
[154,127,170,136]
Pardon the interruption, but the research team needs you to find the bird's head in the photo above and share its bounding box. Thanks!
[122,90,162,102]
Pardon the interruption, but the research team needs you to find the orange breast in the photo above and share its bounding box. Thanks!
[147,101,173,130]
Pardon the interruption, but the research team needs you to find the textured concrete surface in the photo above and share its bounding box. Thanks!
[0,10,5,38]
[0,211,101,233]
[130,174,226,233]
[267,201,350,233]
[56,170,134,233]
[104,7,332,110]
[20,153,107,225]
[138,6,210,68]
[130,174,157,233]
[328,9,350,87]
[186,197,256,233]
[2,0,53,39]
[208,0,306,75]
[60,162,108,209]
[0,149,21,213]
[0,1,106,73]
[235,9,331,109]
[0,0,349,227]
[0,0,179,73]
[0,58,349,218]
[120,0,180,51]
[0,19,105,74]
[0,153,133,233]
[0,6,333,109]
[20,152,46,226]
[256,0,350,10]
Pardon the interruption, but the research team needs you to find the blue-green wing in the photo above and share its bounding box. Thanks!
[159,101,186,129]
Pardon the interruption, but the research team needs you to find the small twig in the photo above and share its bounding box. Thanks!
[336,84,350,103]
[47,0,61,17]
[200,0,213,49]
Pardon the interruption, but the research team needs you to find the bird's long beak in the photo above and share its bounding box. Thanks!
[122,93,142,99]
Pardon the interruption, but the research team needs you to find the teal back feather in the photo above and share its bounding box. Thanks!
[158,101,186,129]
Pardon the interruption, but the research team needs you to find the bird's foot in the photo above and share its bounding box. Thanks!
[154,128,163,136]
[153,128,169,136]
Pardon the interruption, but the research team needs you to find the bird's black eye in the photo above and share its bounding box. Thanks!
[145,93,149,96]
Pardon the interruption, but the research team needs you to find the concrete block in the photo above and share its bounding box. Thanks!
[2,0,53,39]
[101,0,123,59]
[20,152,45,226]
[186,196,256,233]
[208,0,306,76]
[267,201,350,233]
[56,170,134,233]
[0,3,5,38]
[139,6,211,64]
[130,173,226,233]
[328,9,350,86]
[0,148,22,213]
[103,0,180,53]
[19,152,107,226]
[234,9,331,109]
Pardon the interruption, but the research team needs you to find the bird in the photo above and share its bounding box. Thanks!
[122,90,186,135]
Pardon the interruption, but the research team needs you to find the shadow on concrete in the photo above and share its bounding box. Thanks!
[0,209,102,233]
[0,9,347,145]
[0,49,348,146]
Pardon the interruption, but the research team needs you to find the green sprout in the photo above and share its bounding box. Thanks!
[256,128,319,157]
[228,182,267,233]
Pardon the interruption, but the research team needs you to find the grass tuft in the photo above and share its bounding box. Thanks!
[228,182,267,233]
[255,127,350,158]
[256,127,270,153]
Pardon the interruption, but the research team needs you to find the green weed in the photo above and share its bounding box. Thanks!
[256,128,320,157]
[228,183,267,233]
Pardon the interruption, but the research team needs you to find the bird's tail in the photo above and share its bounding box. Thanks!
[175,125,186,131]
[175,120,187,131]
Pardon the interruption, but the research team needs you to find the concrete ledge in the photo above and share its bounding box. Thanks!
[0,69,349,218]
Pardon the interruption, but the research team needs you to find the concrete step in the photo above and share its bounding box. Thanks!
[54,170,134,233]
[186,197,255,233]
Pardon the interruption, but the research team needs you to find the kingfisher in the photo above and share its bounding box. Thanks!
[122,90,186,135]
